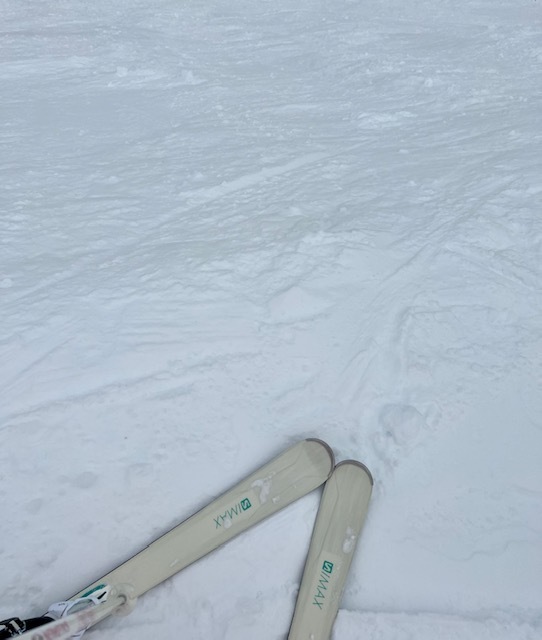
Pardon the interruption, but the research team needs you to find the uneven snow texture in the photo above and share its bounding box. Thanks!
[1,0,541,638]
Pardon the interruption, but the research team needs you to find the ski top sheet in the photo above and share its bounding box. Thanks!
[288,460,373,640]
[72,438,334,601]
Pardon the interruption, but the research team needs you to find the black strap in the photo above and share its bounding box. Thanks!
[0,617,25,638]
[0,616,54,638]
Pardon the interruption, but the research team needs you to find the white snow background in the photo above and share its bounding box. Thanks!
[1,0,541,638]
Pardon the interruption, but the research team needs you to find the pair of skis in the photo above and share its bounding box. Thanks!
[16,439,372,640]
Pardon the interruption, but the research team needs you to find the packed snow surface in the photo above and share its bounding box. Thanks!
[1,0,541,638]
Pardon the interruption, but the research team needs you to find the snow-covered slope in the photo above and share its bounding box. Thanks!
[1,0,541,638]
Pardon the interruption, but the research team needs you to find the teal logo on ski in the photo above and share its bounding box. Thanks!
[214,497,252,529]
[312,560,334,610]
[322,561,334,574]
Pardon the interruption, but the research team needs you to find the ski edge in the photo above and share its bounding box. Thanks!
[335,458,373,484]
[306,437,335,469]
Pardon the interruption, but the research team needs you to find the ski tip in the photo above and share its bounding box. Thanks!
[335,459,374,485]
[305,438,335,473]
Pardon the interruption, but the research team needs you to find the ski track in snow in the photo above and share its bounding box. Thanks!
[1,0,541,638]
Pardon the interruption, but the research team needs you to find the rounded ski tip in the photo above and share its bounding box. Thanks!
[335,459,374,485]
[305,438,335,474]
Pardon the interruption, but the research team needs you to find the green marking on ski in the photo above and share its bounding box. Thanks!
[213,497,253,529]
[312,561,334,609]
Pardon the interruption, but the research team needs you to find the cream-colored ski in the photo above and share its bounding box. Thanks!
[73,438,334,600]
[288,460,373,640]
